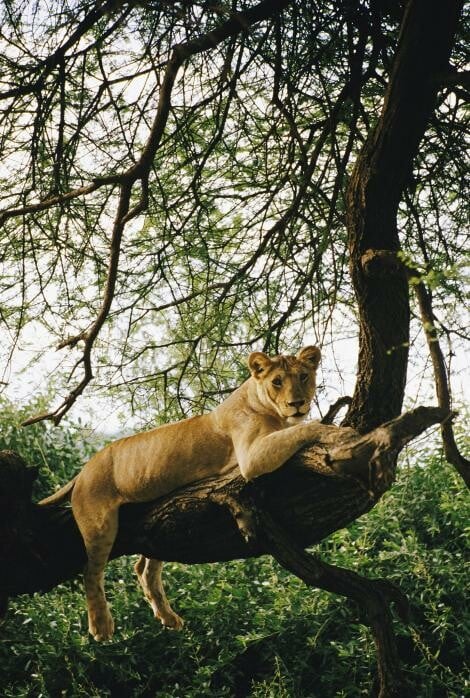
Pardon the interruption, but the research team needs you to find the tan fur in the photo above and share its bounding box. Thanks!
[39,346,322,641]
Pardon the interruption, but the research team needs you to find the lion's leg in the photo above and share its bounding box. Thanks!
[73,497,119,642]
[134,556,184,630]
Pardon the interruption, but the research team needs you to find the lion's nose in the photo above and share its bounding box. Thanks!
[287,399,305,408]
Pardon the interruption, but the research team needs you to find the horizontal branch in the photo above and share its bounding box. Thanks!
[437,67,470,90]
[1,405,449,599]
[0,182,105,227]
[0,406,450,697]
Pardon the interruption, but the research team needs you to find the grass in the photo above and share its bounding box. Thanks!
[0,399,468,696]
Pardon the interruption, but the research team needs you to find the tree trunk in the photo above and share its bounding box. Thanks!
[0,406,449,698]
[344,0,463,432]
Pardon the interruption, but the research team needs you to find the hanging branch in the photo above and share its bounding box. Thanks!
[413,280,470,487]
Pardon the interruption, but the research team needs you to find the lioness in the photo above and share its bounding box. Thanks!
[40,346,322,641]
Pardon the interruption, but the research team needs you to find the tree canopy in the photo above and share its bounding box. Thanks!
[0,0,468,429]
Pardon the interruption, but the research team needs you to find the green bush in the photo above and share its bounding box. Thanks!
[0,397,99,500]
[0,402,468,697]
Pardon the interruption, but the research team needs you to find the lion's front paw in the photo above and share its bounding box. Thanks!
[89,604,115,642]
[156,608,185,631]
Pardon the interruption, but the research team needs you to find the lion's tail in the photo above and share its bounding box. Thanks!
[38,475,78,506]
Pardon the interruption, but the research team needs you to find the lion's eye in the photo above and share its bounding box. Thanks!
[300,373,309,383]
[272,377,283,388]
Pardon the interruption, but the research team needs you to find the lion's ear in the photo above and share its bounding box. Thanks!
[248,351,272,377]
[297,346,321,369]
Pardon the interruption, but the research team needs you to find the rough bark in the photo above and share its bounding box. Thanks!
[344,0,464,432]
[0,406,449,698]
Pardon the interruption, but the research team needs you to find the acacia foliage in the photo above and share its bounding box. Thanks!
[0,1,468,422]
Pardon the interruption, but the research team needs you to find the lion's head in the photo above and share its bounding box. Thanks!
[247,346,321,421]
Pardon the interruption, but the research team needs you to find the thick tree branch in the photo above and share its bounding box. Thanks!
[437,67,470,90]
[3,406,448,594]
[259,511,408,698]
